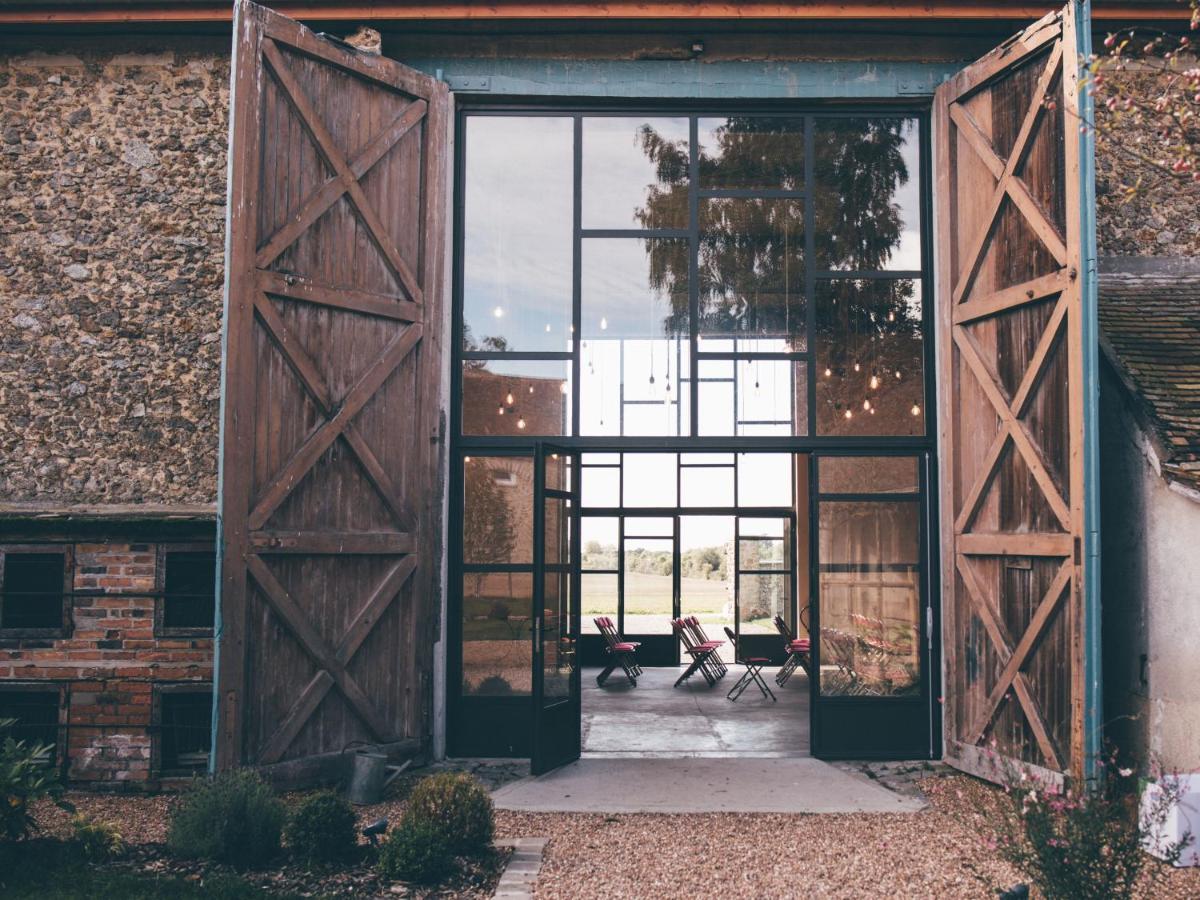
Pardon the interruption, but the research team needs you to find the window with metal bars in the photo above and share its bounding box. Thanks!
[0,688,60,762]
[0,550,68,632]
[157,689,213,773]
[161,550,216,631]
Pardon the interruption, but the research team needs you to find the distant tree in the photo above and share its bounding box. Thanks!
[463,460,514,594]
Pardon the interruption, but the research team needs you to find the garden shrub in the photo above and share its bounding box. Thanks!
[284,790,358,865]
[71,814,125,861]
[167,769,285,868]
[0,717,74,841]
[475,675,513,695]
[377,818,453,884]
[401,771,493,857]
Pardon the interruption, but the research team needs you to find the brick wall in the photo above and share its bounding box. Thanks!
[1,539,214,790]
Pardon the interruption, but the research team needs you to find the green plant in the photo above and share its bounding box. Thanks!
[166,769,285,868]
[284,790,358,865]
[377,818,453,884]
[475,675,513,695]
[401,772,493,857]
[0,718,74,841]
[71,814,125,861]
[982,746,1190,900]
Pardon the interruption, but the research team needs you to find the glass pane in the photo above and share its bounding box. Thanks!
[818,501,921,696]
[544,451,572,493]
[463,116,573,351]
[544,497,571,568]
[462,572,532,696]
[582,573,618,635]
[462,359,571,436]
[819,456,919,495]
[582,116,690,229]
[696,359,808,436]
[736,453,794,507]
[681,465,734,507]
[582,518,619,569]
[698,198,805,349]
[623,537,673,635]
[621,516,673,537]
[739,574,787,637]
[814,279,924,436]
[699,116,805,190]
[680,516,735,663]
[542,570,574,703]
[463,456,532,565]
[581,239,689,436]
[581,465,620,508]
[622,453,677,507]
[814,117,921,272]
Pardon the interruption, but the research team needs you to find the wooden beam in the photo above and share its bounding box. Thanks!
[958,531,1073,556]
[953,269,1069,325]
[250,531,417,553]
[3,2,1190,26]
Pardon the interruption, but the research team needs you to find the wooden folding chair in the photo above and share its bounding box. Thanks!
[773,612,812,686]
[594,616,641,687]
[671,618,722,687]
[724,626,776,702]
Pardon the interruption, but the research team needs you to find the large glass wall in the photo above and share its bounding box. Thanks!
[457,112,926,441]
[452,106,934,760]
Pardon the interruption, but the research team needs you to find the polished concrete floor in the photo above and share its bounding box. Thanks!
[582,665,810,757]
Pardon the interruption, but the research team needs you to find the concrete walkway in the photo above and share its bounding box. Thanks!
[491,757,926,814]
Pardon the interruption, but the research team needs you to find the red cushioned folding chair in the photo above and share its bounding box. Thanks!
[684,616,727,676]
[594,616,641,687]
[773,612,812,687]
[724,626,776,702]
[671,618,723,687]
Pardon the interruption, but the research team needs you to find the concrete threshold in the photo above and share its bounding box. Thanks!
[491,756,926,814]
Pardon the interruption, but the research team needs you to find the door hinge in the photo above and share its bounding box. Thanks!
[926,606,933,648]
[447,75,491,92]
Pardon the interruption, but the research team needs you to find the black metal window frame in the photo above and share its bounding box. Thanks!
[0,544,73,638]
[152,682,214,777]
[448,100,940,758]
[0,682,66,769]
[155,543,218,638]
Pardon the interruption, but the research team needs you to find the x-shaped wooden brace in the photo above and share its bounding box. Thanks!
[952,294,1071,535]
[951,40,1067,310]
[259,38,427,306]
[250,291,418,533]
[956,553,1071,770]
[247,553,417,763]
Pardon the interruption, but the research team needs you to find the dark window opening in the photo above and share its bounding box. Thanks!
[159,690,213,773]
[0,690,60,762]
[163,552,216,630]
[1,552,66,631]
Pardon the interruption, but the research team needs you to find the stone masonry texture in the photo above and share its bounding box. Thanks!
[0,40,229,505]
[0,36,1193,508]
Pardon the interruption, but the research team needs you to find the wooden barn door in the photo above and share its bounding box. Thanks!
[935,3,1097,783]
[216,0,448,774]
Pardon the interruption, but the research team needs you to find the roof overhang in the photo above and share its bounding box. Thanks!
[0,1,1193,26]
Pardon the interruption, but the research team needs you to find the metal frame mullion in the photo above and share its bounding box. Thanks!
[572,116,583,438]
[804,115,818,437]
[688,115,700,438]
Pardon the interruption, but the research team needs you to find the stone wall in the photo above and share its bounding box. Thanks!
[0,538,214,788]
[0,41,229,506]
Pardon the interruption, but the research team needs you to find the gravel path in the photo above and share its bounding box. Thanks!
[36,773,1200,899]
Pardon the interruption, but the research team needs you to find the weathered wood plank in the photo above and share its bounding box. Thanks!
[958,532,1073,556]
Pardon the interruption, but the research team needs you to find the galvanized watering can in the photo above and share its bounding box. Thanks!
[345,747,410,805]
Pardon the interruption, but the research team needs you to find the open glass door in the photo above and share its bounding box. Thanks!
[532,444,581,774]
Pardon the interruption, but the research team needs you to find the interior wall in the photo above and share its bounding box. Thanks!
[1100,362,1200,772]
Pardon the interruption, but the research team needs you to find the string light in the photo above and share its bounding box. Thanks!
[493,306,504,318]
[464,456,472,463]
[895,370,902,379]
[853,362,861,372]
[545,324,551,332]
[863,398,871,411]
[528,385,535,394]
[497,405,505,416]
[505,391,515,406]
[824,367,832,378]
[560,381,568,394]
[517,416,527,429]
[600,317,608,330]
[844,409,853,420]
[911,404,921,416]
[869,374,879,390]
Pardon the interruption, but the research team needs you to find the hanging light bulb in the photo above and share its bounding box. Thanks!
[869,374,879,390]
[560,381,568,394]
[895,370,902,380]
[869,407,876,415]
[911,404,921,416]
[600,316,608,330]
[464,456,472,463]
[887,310,895,322]
[824,367,832,378]
[505,391,515,406]
[853,362,861,373]
[863,398,871,411]
[844,408,854,419]
[545,323,551,332]
[528,385,535,394]
[517,416,527,429]
[497,405,505,416]
[493,306,504,318]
